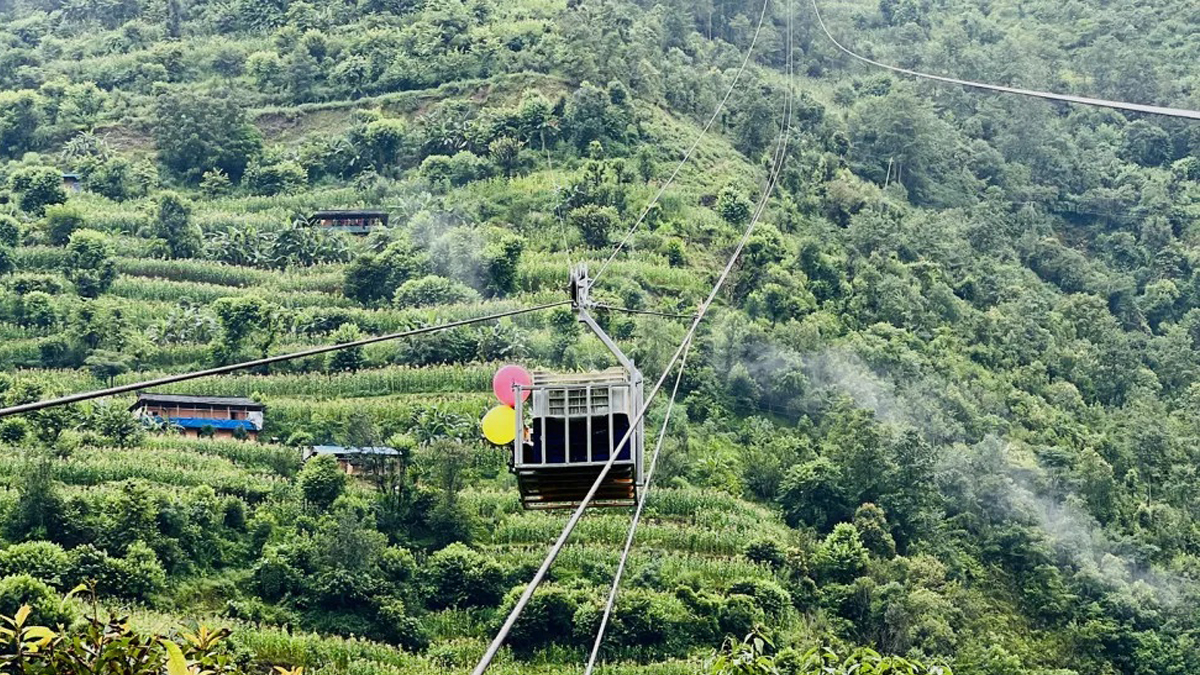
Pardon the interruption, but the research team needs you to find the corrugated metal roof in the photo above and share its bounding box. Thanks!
[131,393,265,409]
[310,210,389,218]
[311,445,401,456]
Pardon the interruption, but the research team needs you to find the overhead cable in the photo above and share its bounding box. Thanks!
[0,301,569,419]
[472,39,797,674]
[593,303,697,320]
[586,2,798,667]
[593,0,774,283]
[809,0,1200,121]
[583,336,693,674]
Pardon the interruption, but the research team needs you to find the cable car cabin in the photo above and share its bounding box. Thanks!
[512,367,644,510]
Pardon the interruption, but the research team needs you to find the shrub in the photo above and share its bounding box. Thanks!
[375,598,430,652]
[744,539,786,568]
[9,167,66,216]
[728,579,791,618]
[423,543,506,609]
[393,275,479,308]
[118,541,167,600]
[0,418,28,444]
[44,204,85,245]
[0,214,21,246]
[568,204,618,248]
[718,593,763,637]
[253,545,303,601]
[64,229,116,297]
[574,589,689,655]
[814,523,869,583]
[66,543,165,601]
[243,159,307,196]
[298,455,347,509]
[0,574,72,627]
[0,541,69,587]
[506,584,580,654]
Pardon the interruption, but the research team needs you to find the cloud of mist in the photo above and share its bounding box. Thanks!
[408,210,489,291]
[735,341,1187,602]
[979,438,1183,603]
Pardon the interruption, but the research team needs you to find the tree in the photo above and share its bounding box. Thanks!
[166,0,183,37]
[814,523,869,583]
[199,169,231,196]
[483,230,524,297]
[0,246,13,277]
[0,214,22,246]
[44,204,85,246]
[286,46,319,102]
[10,167,66,216]
[154,192,202,259]
[298,455,347,509]
[717,185,753,225]
[93,399,144,448]
[85,349,132,386]
[779,457,848,531]
[8,454,65,541]
[343,238,430,305]
[568,204,618,248]
[489,136,523,177]
[211,296,278,363]
[327,323,365,373]
[153,89,263,181]
[848,89,946,204]
[243,158,307,196]
[1121,120,1171,167]
[852,503,896,558]
[0,90,43,159]
[423,543,506,609]
[393,275,479,308]
[63,230,116,298]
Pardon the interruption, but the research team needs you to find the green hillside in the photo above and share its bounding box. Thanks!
[0,0,1198,673]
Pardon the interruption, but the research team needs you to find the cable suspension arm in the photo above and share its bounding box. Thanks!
[810,0,1200,121]
[0,301,570,419]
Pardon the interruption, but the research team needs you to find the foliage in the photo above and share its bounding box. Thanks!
[63,229,116,297]
[297,454,347,509]
[153,89,262,181]
[11,168,66,217]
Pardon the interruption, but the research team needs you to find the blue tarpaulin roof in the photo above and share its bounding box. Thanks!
[161,417,258,431]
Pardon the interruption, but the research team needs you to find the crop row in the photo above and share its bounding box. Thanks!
[115,257,346,294]
[0,446,284,498]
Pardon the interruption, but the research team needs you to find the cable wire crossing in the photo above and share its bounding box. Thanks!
[585,0,798,668]
[809,0,1200,121]
[0,301,569,419]
[593,0,774,283]
[472,36,798,673]
[583,336,693,674]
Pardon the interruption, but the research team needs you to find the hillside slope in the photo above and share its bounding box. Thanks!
[0,0,1198,673]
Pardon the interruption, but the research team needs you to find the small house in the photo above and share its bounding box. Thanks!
[308,209,389,235]
[130,393,265,440]
[304,445,402,475]
[62,173,82,193]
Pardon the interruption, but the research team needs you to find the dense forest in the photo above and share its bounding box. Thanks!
[0,0,1197,672]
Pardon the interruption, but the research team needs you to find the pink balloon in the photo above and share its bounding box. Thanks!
[493,364,532,407]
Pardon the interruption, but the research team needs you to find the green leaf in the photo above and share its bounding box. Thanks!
[164,639,190,675]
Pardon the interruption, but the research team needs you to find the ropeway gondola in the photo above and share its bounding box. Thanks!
[481,264,644,510]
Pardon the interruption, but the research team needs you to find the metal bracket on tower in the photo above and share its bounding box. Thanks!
[569,264,638,378]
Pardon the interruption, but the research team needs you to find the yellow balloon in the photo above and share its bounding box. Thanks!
[482,405,517,445]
